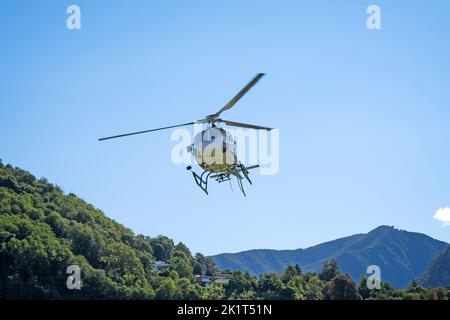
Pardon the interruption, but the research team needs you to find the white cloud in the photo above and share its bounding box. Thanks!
[433,208,450,226]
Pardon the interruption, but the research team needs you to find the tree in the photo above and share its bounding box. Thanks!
[169,270,179,280]
[194,253,216,276]
[323,274,362,300]
[284,276,307,300]
[155,278,178,299]
[100,242,147,287]
[45,212,67,237]
[203,283,225,299]
[281,265,302,284]
[294,264,302,276]
[169,257,193,279]
[204,257,217,276]
[319,259,339,281]
[151,236,174,261]
[257,273,286,299]
[153,243,166,261]
[174,242,192,262]
[224,271,257,298]
[302,273,325,300]
[176,278,202,300]
[358,276,370,299]
[193,262,203,275]
[430,288,447,300]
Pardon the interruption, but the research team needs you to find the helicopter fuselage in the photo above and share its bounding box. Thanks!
[193,127,237,173]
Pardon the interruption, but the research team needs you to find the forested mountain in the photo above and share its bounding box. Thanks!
[417,245,450,288]
[0,161,216,299]
[1,160,449,300]
[211,226,448,288]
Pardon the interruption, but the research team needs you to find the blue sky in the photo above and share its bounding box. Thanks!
[1,0,449,255]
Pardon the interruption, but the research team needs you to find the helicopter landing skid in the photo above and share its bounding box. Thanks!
[187,166,212,195]
[187,163,259,196]
[235,174,246,197]
[208,166,248,196]
[207,169,246,196]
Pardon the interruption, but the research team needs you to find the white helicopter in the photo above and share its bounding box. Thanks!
[99,73,273,196]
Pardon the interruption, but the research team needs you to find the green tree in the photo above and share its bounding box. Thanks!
[319,259,340,281]
[323,274,362,300]
[194,253,216,276]
[281,265,302,284]
[257,273,285,299]
[155,278,178,299]
[176,278,202,299]
[224,271,257,299]
[153,243,166,261]
[302,273,325,300]
[100,242,147,287]
[169,256,193,279]
[203,283,225,299]
[193,262,203,275]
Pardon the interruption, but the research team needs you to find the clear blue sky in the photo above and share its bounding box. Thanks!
[1,1,449,255]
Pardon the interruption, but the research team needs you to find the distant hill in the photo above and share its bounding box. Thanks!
[417,245,450,288]
[211,226,448,288]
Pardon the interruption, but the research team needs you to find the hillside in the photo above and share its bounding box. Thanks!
[211,226,448,288]
[417,245,450,288]
[0,161,216,299]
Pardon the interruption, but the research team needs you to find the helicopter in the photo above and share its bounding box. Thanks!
[99,73,273,196]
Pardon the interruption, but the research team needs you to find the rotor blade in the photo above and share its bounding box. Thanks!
[219,119,273,131]
[214,73,265,117]
[98,122,195,141]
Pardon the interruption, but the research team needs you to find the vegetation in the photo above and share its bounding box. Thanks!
[1,161,449,300]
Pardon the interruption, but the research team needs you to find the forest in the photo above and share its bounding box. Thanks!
[0,160,449,300]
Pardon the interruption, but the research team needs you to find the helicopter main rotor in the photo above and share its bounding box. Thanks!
[204,72,266,123]
[98,73,272,142]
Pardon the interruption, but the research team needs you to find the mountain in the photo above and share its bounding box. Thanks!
[211,226,448,288]
[417,244,450,288]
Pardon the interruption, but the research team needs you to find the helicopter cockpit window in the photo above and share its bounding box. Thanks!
[202,131,210,141]
[203,133,216,142]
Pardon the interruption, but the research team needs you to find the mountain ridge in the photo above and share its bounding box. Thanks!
[417,244,450,288]
[211,226,448,288]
